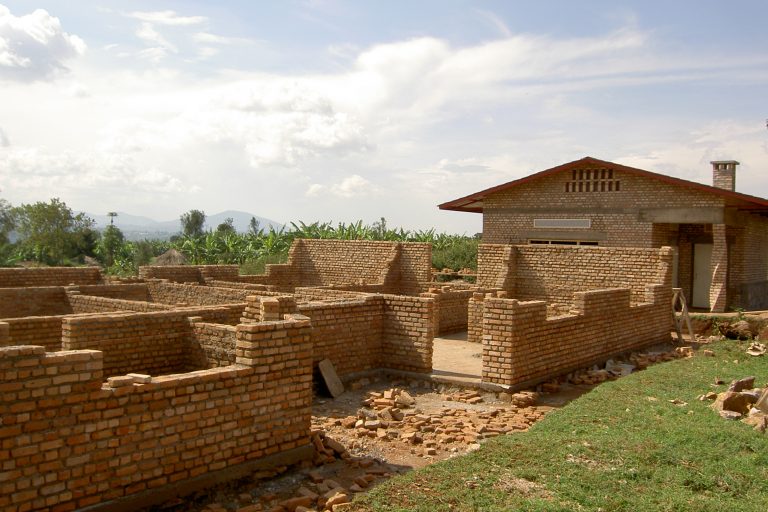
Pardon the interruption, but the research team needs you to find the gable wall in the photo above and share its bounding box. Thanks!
[482,168,724,246]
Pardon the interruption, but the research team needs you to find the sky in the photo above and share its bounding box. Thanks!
[0,1,767,234]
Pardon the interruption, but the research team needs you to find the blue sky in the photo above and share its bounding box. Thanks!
[1,1,767,233]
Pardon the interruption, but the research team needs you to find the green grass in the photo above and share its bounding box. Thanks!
[354,340,768,511]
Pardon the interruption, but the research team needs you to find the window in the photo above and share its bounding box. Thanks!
[533,219,591,229]
[528,240,599,246]
[565,167,620,193]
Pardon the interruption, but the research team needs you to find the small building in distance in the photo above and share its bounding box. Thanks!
[439,156,768,312]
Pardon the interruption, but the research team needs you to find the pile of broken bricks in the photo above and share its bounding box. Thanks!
[317,388,548,458]
[539,347,696,391]
[701,376,768,433]
[199,453,399,512]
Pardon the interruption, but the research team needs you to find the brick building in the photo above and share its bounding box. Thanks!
[439,156,768,312]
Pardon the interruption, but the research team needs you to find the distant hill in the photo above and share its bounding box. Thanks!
[86,210,284,241]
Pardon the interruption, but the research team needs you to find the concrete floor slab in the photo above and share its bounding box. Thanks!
[431,331,482,383]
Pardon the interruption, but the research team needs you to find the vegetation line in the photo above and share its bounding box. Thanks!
[0,199,478,275]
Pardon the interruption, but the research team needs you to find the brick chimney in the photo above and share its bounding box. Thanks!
[711,160,739,191]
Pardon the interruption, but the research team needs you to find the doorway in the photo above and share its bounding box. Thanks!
[692,243,713,309]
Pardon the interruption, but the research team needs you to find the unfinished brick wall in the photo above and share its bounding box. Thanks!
[146,281,250,306]
[66,292,170,314]
[0,316,65,351]
[381,295,434,373]
[422,287,476,335]
[0,315,312,512]
[0,287,71,318]
[0,267,103,287]
[62,311,195,377]
[72,283,150,302]
[205,279,275,292]
[294,287,370,303]
[467,293,485,343]
[481,285,672,388]
[478,245,672,309]
[0,321,8,344]
[138,265,241,284]
[188,321,237,368]
[259,240,432,294]
[297,296,382,377]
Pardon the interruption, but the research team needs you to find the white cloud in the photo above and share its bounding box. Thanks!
[0,4,85,81]
[0,127,8,147]
[125,11,207,26]
[0,147,183,198]
[306,175,375,198]
[193,32,254,45]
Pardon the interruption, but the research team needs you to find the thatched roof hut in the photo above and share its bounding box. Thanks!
[152,248,187,266]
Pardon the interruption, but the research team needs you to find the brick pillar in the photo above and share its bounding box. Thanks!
[709,224,728,312]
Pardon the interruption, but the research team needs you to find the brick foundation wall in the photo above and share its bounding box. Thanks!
[422,287,476,335]
[62,311,197,377]
[188,321,237,368]
[0,267,103,287]
[205,279,275,292]
[297,296,382,377]
[72,284,150,302]
[146,281,251,306]
[481,285,672,388]
[1,316,64,351]
[258,240,431,294]
[67,292,171,314]
[294,287,371,303]
[478,245,672,307]
[0,287,72,318]
[0,315,312,512]
[381,295,434,373]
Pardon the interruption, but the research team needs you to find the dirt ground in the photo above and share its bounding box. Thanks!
[152,375,583,512]
[152,336,690,512]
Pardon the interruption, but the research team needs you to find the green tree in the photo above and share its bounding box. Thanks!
[0,198,14,244]
[180,209,206,237]
[98,224,125,267]
[216,217,236,234]
[13,198,96,265]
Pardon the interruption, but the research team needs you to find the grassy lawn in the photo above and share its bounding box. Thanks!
[354,339,768,511]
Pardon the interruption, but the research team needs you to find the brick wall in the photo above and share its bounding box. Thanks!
[481,167,724,246]
[0,321,8,344]
[67,292,171,314]
[381,295,434,373]
[481,285,672,388]
[467,293,485,343]
[188,321,237,368]
[62,311,196,377]
[0,287,71,318]
[205,279,275,292]
[146,281,250,306]
[1,316,65,351]
[258,240,432,295]
[421,287,476,335]
[478,245,672,308]
[72,283,150,302]
[138,265,242,284]
[297,296,382,377]
[0,315,312,511]
[729,212,768,309]
[0,267,103,287]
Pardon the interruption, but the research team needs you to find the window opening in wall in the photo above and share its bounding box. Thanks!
[565,167,620,193]
[528,240,599,246]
